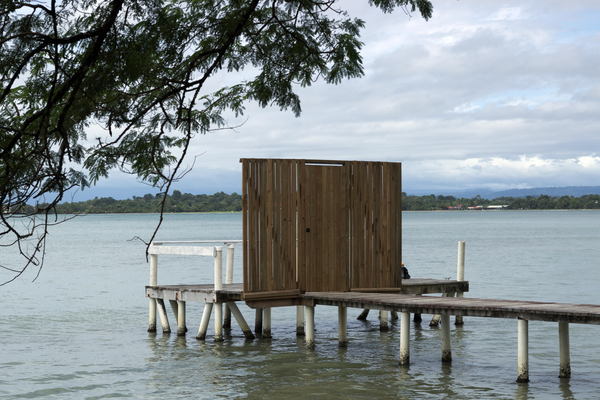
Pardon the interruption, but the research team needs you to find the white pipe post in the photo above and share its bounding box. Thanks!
[196,303,213,340]
[296,306,305,336]
[559,322,571,378]
[305,305,315,347]
[338,305,348,347]
[227,302,255,340]
[224,244,235,329]
[213,247,224,342]
[147,254,158,332]
[177,300,186,336]
[441,313,452,363]
[400,311,410,366]
[262,307,272,338]
[156,299,171,334]
[379,310,389,331]
[214,302,223,342]
[517,318,529,383]
[455,241,466,325]
[214,247,223,291]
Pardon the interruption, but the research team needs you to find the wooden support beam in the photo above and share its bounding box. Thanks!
[196,303,213,340]
[455,241,466,325]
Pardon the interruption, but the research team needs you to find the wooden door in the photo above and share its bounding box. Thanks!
[298,161,350,292]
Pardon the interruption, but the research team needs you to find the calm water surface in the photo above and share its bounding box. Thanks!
[2,211,600,399]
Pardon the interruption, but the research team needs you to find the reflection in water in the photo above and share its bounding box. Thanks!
[559,379,575,400]
[515,382,530,400]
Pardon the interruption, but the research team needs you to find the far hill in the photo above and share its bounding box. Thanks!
[413,186,600,199]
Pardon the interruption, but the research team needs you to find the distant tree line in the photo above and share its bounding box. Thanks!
[17,191,241,214]
[13,192,600,215]
[401,193,600,211]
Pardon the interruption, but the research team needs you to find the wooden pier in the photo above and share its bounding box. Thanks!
[144,158,600,383]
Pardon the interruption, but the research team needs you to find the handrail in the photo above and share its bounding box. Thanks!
[151,239,242,245]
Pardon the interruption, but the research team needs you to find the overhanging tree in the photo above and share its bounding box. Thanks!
[0,0,432,283]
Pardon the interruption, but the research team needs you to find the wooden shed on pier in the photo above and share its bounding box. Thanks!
[241,158,403,298]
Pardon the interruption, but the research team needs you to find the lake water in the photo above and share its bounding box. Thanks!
[2,211,600,399]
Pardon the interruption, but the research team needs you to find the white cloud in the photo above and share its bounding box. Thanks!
[85,1,600,196]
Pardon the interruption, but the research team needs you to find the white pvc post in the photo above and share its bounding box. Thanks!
[379,310,389,331]
[224,244,234,329]
[457,241,465,281]
[196,303,213,340]
[441,313,452,362]
[148,254,158,332]
[559,322,571,378]
[156,299,171,334]
[214,247,223,291]
[227,302,255,340]
[213,247,223,341]
[517,319,529,383]
[177,300,186,336]
[214,302,223,342]
[338,305,348,347]
[400,312,410,365]
[262,308,272,338]
[455,241,465,325]
[296,305,305,336]
[305,305,315,347]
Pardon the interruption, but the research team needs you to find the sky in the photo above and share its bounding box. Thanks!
[81,0,600,199]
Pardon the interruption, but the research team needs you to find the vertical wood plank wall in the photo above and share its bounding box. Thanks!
[242,159,402,294]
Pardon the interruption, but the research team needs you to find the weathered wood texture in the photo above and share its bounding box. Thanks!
[303,292,600,324]
[241,159,402,294]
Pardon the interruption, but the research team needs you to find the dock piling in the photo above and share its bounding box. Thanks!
[357,309,369,320]
[559,322,571,378]
[224,244,235,329]
[156,298,171,334]
[338,306,348,347]
[227,302,255,340]
[455,241,466,325]
[196,303,213,340]
[517,318,529,383]
[296,306,305,336]
[254,308,263,336]
[379,310,389,331]
[400,311,410,365]
[214,302,224,342]
[305,305,315,347]
[147,254,158,332]
[441,313,452,362]
[214,247,224,342]
[177,300,186,336]
[262,308,272,338]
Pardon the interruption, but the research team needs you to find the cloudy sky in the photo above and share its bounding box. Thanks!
[86,0,600,199]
